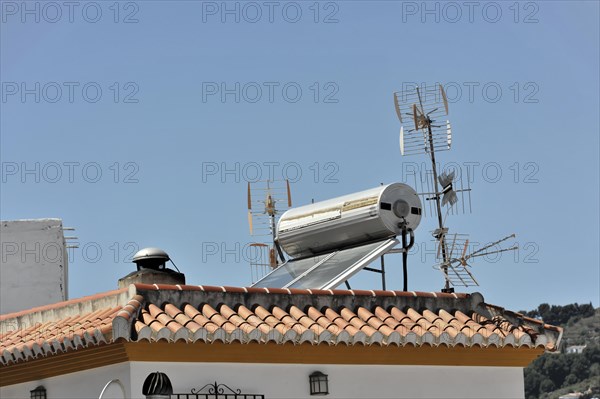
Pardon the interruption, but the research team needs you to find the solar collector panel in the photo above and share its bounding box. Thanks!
[251,238,398,290]
[251,253,332,289]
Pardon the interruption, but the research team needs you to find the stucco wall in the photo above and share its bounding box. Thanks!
[131,362,525,399]
[0,362,130,399]
[0,219,68,314]
[1,361,525,399]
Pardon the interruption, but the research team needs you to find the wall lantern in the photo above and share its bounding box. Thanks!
[142,371,173,399]
[309,371,329,396]
[30,386,47,399]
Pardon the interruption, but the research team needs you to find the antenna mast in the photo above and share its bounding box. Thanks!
[247,179,292,282]
[395,84,455,291]
[394,83,516,292]
[417,88,451,291]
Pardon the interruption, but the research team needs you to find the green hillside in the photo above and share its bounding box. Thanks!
[523,305,600,399]
[562,308,600,347]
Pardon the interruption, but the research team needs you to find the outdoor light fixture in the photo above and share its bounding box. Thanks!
[309,371,329,396]
[30,386,46,399]
[142,371,173,399]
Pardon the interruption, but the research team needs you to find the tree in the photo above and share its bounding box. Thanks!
[570,355,591,381]
[527,302,596,325]
[538,303,550,320]
[564,373,579,386]
[540,378,556,393]
[584,343,600,365]
[524,369,543,398]
[543,356,568,387]
[523,303,598,398]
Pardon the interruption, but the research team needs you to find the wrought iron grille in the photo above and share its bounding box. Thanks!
[172,382,264,399]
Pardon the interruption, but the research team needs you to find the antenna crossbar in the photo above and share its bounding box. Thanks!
[465,234,516,260]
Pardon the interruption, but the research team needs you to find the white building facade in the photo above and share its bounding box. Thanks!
[0,283,562,399]
[0,219,68,314]
[1,361,526,399]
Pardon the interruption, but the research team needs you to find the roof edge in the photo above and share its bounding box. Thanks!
[128,283,486,324]
[129,283,474,299]
[126,284,561,352]
[0,288,129,332]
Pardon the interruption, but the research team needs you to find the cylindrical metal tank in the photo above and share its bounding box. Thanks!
[277,183,422,258]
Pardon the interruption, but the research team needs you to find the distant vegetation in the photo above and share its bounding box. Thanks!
[525,343,600,398]
[521,303,600,399]
[520,303,596,329]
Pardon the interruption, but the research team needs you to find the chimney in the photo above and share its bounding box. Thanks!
[118,247,185,288]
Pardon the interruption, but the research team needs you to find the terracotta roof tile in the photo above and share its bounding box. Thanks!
[265,288,290,295]
[183,304,220,334]
[323,308,352,334]
[341,308,380,337]
[200,285,226,293]
[220,286,247,293]
[371,290,396,297]
[0,284,562,365]
[274,307,305,334]
[349,289,376,296]
[218,305,256,335]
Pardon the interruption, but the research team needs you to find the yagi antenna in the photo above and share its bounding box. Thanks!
[394,93,403,123]
[433,233,518,288]
[394,84,455,291]
[441,84,449,115]
[438,171,458,207]
[395,84,452,156]
[247,182,253,234]
[394,82,516,292]
[286,180,292,207]
[246,179,293,282]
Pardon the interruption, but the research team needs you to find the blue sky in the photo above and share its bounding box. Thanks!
[1,1,598,311]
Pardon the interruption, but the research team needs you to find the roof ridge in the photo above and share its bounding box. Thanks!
[0,284,564,368]
[0,288,129,326]
[0,288,128,321]
[131,283,472,299]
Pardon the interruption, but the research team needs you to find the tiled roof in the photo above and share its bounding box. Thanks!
[0,284,562,366]
[0,288,129,365]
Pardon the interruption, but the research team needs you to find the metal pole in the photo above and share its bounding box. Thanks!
[428,124,450,291]
[380,255,386,291]
[416,87,450,292]
[402,229,408,291]
[270,214,276,243]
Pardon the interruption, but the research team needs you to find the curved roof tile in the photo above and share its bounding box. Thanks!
[0,284,562,365]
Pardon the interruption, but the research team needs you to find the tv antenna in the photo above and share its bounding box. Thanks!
[433,233,518,287]
[394,83,517,292]
[247,179,292,282]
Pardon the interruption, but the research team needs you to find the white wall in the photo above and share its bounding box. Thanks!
[1,361,525,399]
[131,362,525,399]
[0,362,130,399]
[0,219,68,314]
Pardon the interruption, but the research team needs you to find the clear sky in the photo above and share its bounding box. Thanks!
[1,0,598,311]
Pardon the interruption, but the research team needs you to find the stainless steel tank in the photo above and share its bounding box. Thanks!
[277,183,422,258]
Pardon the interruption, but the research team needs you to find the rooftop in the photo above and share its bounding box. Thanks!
[0,283,562,369]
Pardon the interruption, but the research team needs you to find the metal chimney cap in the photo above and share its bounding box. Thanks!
[132,248,170,263]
